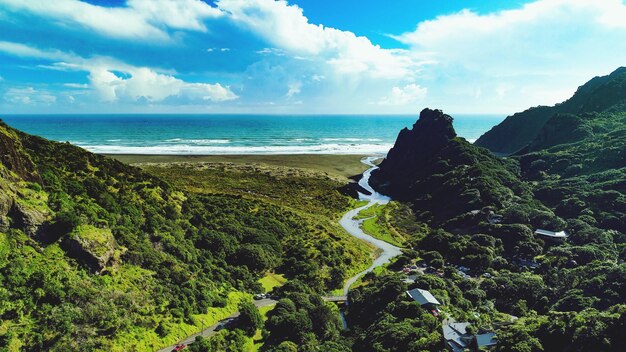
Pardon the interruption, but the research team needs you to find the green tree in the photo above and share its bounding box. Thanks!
[237,301,263,336]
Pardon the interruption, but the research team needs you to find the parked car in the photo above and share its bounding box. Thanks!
[254,293,265,300]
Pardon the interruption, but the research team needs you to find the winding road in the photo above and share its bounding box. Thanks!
[158,156,401,351]
[339,156,403,295]
[157,298,277,352]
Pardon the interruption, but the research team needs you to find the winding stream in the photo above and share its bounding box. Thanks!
[339,156,403,296]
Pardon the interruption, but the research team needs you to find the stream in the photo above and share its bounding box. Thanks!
[339,156,403,296]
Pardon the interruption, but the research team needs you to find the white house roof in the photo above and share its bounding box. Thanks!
[406,288,441,306]
[535,229,569,238]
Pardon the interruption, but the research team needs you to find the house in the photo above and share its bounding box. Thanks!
[406,288,441,310]
[475,332,497,349]
[443,322,471,352]
[534,229,569,242]
[442,322,497,352]
[487,212,503,225]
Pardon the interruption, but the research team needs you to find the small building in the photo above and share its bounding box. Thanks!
[534,229,569,242]
[443,322,471,352]
[487,213,503,225]
[406,288,441,309]
[442,322,497,352]
[475,332,497,349]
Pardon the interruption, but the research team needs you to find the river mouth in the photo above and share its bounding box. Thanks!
[339,156,403,295]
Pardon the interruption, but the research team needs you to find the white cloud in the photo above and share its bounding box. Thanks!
[0,0,222,41]
[63,83,89,89]
[377,84,427,105]
[286,82,302,98]
[0,41,238,104]
[394,0,626,111]
[311,74,325,82]
[4,87,56,104]
[87,66,238,103]
[218,0,423,79]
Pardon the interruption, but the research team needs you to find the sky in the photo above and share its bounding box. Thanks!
[0,0,625,115]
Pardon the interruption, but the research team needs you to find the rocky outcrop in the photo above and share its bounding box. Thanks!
[62,225,118,273]
[0,121,42,184]
[371,108,457,199]
[8,201,49,238]
[370,108,529,226]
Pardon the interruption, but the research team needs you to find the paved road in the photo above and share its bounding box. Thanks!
[339,156,403,295]
[156,298,277,352]
[157,156,400,350]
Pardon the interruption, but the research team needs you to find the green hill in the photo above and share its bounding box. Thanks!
[0,121,367,351]
[367,69,626,352]
[475,67,626,154]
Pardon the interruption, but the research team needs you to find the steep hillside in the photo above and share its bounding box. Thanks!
[367,70,625,351]
[0,120,366,351]
[371,108,537,228]
[475,67,626,154]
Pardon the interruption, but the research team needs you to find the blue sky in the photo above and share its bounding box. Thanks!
[0,0,625,114]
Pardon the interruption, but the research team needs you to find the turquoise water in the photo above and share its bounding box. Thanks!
[1,114,503,154]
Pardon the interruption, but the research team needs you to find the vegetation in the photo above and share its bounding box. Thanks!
[1,67,625,351]
[476,66,626,154]
[361,68,626,351]
[0,121,370,351]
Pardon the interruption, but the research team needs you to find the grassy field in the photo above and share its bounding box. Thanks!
[258,273,287,293]
[107,154,369,179]
[354,203,406,247]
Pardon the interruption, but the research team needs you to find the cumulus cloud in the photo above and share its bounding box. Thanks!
[0,41,238,104]
[394,0,626,111]
[88,67,237,103]
[0,0,221,41]
[218,0,423,79]
[377,84,427,105]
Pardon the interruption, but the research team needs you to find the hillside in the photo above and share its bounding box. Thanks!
[371,108,540,230]
[0,121,369,351]
[475,67,626,154]
[366,71,625,351]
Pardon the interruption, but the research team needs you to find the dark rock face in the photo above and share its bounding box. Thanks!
[371,108,456,198]
[61,226,118,273]
[0,121,42,184]
[8,202,48,238]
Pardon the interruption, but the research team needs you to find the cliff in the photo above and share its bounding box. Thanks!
[371,108,531,227]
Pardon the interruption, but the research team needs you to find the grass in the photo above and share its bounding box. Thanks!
[108,154,369,179]
[355,204,405,247]
[259,273,287,293]
[251,303,277,351]
[113,291,251,352]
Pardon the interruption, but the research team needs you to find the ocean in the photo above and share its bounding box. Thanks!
[1,114,503,155]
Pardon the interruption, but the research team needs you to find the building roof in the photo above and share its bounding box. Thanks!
[476,332,497,347]
[443,322,498,351]
[406,288,441,306]
[442,322,470,351]
[534,229,569,238]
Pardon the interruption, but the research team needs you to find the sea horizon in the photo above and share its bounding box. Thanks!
[2,113,504,155]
